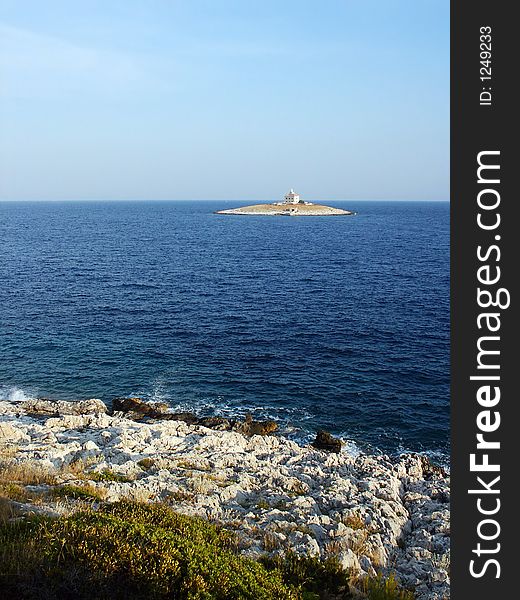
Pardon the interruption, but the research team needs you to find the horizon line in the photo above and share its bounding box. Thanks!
[0,198,450,203]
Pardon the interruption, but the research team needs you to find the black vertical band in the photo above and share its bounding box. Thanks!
[451,2,516,597]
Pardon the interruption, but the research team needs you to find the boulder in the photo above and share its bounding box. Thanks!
[112,397,154,416]
[10,500,61,519]
[338,549,361,572]
[0,422,28,443]
[150,402,171,415]
[311,430,342,453]
[419,455,448,480]
[166,412,200,425]
[198,416,231,430]
[232,413,278,436]
[110,402,278,434]
[248,420,278,435]
[111,399,201,424]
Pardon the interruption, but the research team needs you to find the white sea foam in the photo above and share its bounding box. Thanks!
[131,381,364,454]
[0,386,36,403]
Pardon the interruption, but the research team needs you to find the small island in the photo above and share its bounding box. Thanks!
[215,189,355,216]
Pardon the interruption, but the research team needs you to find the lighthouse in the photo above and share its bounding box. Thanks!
[283,189,302,204]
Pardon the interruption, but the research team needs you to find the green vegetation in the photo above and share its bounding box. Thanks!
[137,457,155,470]
[49,484,106,502]
[0,500,415,599]
[256,498,270,510]
[0,501,296,599]
[0,481,32,502]
[261,552,349,600]
[88,468,133,483]
[360,573,415,600]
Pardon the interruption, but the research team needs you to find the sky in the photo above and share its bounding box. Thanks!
[0,1,449,201]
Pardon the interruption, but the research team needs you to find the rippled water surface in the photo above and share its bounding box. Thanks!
[0,200,449,457]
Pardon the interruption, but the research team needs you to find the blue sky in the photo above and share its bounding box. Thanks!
[0,1,449,201]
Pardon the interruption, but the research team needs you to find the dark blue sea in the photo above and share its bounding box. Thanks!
[0,201,449,460]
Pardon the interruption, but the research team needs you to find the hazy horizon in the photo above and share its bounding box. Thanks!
[1,1,449,202]
[0,198,449,203]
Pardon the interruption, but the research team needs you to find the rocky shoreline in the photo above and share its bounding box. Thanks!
[0,397,449,599]
[215,202,355,216]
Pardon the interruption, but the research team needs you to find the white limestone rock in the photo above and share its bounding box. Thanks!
[338,549,361,572]
[0,422,29,443]
[0,397,450,600]
[22,398,107,416]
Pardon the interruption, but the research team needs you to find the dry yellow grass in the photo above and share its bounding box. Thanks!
[0,460,57,487]
[342,512,366,530]
[324,540,344,557]
[0,482,32,502]
[0,444,18,460]
[0,455,94,508]
[125,487,154,503]
[62,458,90,479]
[262,531,283,552]
[0,496,14,523]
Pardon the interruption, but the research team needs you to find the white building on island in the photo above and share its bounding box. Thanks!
[283,189,303,204]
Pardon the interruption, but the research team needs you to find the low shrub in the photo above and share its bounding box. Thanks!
[0,500,415,600]
[137,458,155,470]
[49,484,106,502]
[0,497,13,523]
[261,551,349,599]
[88,468,133,483]
[0,501,297,599]
[0,481,32,502]
[362,572,415,600]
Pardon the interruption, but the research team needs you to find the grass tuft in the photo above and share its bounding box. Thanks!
[137,457,155,470]
[88,469,133,483]
[0,497,14,523]
[360,572,415,600]
[261,551,349,600]
[50,484,106,502]
[0,460,56,486]
[342,513,366,530]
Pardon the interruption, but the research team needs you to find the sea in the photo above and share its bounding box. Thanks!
[0,200,450,462]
